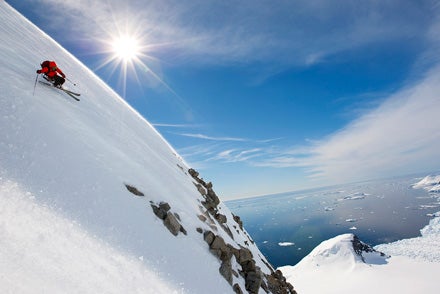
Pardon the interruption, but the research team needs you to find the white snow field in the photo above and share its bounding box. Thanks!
[280,176,440,294]
[0,2,275,293]
[2,2,440,294]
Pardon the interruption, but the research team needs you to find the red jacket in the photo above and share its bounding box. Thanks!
[39,61,65,78]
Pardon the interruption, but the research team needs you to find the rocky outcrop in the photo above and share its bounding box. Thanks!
[124,183,144,196]
[189,168,296,294]
[123,170,296,294]
[352,234,387,262]
[150,201,187,236]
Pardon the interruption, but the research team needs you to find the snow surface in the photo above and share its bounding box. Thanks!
[280,178,440,294]
[2,2,440,294]
[413,175,440,193]
[0,3,272,293]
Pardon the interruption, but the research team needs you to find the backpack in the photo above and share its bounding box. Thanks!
[41,60,58,72]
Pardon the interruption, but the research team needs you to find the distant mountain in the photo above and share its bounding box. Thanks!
[0,2,294,293]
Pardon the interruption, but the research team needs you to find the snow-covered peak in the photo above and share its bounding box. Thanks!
[412,175,440,193]
[288,234,388,271]
[0,3,294,293]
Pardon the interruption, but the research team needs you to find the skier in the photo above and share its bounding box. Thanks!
[36,60,66,88]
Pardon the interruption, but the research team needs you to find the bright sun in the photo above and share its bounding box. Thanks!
[111,35,140,62]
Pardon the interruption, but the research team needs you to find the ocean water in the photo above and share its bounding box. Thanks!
[226,174,440,268]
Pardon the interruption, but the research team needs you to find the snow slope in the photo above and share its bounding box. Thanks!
[0,3,288,293]
[280,177,440,294]
[280,230,440,293]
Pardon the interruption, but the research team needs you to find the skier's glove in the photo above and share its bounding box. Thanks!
[36,70,42,74]
[61,73,66,78]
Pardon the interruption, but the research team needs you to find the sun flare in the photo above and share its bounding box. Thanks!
[111,35,140,62]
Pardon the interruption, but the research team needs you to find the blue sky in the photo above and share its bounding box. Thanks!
[6,0,440,199]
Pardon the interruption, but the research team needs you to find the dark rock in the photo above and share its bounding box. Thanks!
[241,260,256,272]
[196,184,207,196]
[238,247,253,264]
[352,234,388,262]
[159,202,171,212]
[245,270,262,294]
[196,227,203,234]
[124,184,144,196]
[151,203,167,220]
[211,235,226,251]
[201,200,216,211]
[179,225,187,235]
[203,231,215,246]
[219,259,233,285]
[220,249,233,263]
[188,168,199,178]
[266,270,297,294]
[163,212,181,236]
[215,213,227,224]
[233,214,243,230]
[233,283,243,294]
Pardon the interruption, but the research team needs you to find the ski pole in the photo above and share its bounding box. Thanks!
[66,77,77,86]
[33,74,39,96]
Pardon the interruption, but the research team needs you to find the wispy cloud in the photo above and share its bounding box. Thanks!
[178,133,247,142]
[209,148,263,163]
[257,64,440,182]
[180,62,440,185]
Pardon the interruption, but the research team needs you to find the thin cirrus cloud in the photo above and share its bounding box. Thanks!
[209,148,263,163]
[178,133,248,142]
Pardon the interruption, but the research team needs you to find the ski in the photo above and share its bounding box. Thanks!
[38,81,81,101]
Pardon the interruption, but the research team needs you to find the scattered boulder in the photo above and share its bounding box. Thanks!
[188,168,199,178]
[164,212,181,236]
[215,213,227,224]
[233,214,244,230]
[150,201,170,220]
[150,201,186,236]
[124,184,144,196]
[198,214,207,222]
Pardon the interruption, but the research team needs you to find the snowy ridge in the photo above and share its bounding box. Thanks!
[0,3,294,293]
[412,175,440,193]
[280,234,387,273]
